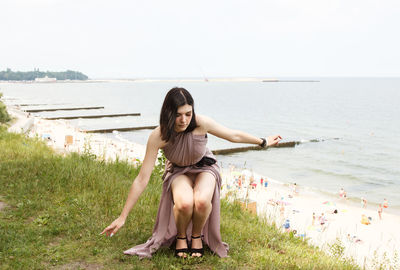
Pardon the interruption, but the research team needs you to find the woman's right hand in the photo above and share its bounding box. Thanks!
[267,135,282,146]
[100,216,125,237]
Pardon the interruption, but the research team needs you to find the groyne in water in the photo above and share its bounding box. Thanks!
[43,113,141,120]
[212,138,340,155]
[24,106,105,112]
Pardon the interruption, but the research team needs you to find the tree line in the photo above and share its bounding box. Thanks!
[0,68,88,81]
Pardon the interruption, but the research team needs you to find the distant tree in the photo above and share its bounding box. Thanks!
[0,69,89,81]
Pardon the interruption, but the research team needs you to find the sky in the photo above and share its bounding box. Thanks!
[1,0,400,79]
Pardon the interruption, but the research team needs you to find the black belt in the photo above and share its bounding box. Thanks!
[173,156,216,168]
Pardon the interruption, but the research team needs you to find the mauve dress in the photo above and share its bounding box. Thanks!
[123,132,229,258]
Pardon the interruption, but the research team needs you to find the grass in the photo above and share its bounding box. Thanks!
[0,126,360,269]
[0,93,11,124]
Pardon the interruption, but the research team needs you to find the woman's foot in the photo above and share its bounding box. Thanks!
[190,235,204,257]
[175,236,189,258]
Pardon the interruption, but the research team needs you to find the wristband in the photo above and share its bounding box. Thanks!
[259,138,267,148]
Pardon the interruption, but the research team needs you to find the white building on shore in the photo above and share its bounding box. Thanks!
[35,76,57,82]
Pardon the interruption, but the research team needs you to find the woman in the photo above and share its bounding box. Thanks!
[101,87,282,258]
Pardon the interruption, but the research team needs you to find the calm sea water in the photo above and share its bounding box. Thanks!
[2,78,400,211]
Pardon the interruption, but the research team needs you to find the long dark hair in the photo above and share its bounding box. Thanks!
[160,87,197,142]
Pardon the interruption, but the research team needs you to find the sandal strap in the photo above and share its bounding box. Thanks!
[191,248,204,254]
[176,236,187,240]
[176,248,189,252]
[191,235,203,239]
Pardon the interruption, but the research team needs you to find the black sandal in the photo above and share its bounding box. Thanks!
[190,235,204,257]
[175,236,189,258]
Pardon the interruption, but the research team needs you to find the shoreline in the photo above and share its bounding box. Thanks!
[5,104,400,269]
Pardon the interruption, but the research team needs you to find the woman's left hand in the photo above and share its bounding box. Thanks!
[267,135,282,146]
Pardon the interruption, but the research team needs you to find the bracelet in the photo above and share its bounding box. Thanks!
[259,138,267,148]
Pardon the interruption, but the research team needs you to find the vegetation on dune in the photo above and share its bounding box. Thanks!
[0,127,359,269]
[0,93,11,124]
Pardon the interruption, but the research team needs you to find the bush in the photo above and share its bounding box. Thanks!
[0,92,11,123]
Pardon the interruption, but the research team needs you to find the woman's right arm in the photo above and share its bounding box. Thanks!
[100,128,162,237]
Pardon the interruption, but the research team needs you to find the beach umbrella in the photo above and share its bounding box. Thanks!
[322,201,336,206]
[277,200,291,205]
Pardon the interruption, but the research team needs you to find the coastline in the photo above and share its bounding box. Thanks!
[5,104,400,269]
[0,77,318,84]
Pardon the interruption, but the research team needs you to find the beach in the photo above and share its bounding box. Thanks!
[220,169,400,269]
[5,104,400,269]
[6,106,146,163]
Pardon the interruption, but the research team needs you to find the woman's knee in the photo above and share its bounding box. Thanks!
[171,174,194,214]
[194,196,212,213]
[175,197,194,214]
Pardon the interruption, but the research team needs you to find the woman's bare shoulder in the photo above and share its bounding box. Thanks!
[148,126,166,148]
[196,114,217,130]
[150,126,162,137]
[195,114,211,133]
[196,114,213,125]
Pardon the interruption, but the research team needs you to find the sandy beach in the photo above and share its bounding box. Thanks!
[6,106,146,164]
[5,104,400,269]
[220,168,400,269]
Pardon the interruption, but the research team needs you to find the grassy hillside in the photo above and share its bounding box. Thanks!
[0,127,359,269]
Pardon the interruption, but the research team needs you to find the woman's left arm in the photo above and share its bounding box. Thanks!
[198,115,282,147]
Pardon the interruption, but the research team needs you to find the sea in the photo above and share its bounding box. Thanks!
[1,78,399,213]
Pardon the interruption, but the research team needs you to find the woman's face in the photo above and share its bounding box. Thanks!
[174,104,193,132]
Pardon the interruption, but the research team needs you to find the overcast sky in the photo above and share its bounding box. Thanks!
[1,0,399,78]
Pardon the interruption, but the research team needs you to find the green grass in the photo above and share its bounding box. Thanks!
[0,126,360,269]
[0,93,11,123]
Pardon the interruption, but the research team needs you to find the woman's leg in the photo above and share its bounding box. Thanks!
[191,172,216,256]
[171,174,194,257]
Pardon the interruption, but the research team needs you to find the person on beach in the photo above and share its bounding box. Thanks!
[361,214,371,225]
[339,188,345,198]
[279,202,285,217]
[312,212,316,226]
[378,204,383,220]
[319,213,326,226]
[250,174,256,189]
[347,234,363,244]
[283,219,291,232]
[383,198,388,209]
[293,183,299,195]
[264,178,269,189]
[319,213,328,231]
[101,87,282,258]
[339,187,347,199]
[361,197,367,209]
